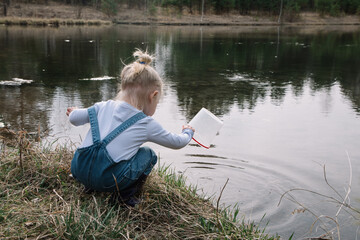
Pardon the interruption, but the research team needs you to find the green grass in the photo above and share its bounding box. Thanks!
[0,129,278,239]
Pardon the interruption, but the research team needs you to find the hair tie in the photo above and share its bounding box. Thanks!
[139,61,146,64]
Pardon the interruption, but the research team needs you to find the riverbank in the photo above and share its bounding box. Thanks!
[0,128,277,239]
[1,1,359,26]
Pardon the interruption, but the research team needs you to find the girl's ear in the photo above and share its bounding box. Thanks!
[149,90,159,102]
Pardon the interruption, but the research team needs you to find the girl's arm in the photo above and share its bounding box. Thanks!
[147,120,195,149]
[66,107,78,116]
[67,107,90,126]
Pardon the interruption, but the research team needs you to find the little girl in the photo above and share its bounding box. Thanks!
[67,49,194,206]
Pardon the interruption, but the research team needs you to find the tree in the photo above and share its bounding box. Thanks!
[3,0,9,17]
[201,0,205,21]
[234,0,252,14]
[315,0,332,14]
[102,0,118,16]
[278,0,284,23]
[212,0,235,13]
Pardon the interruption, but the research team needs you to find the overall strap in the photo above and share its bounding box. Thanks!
[102,111,147,146]
[88,106,101,144]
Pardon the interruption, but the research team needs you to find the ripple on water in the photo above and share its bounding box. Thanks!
[183,153,326,238]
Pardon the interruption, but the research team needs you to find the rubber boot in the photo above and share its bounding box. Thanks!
[134,173,148,196]
[118,174,148,207]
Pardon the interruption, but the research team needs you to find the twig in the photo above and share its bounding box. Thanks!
[216,178,229,213]
[333,151,353,240]
[336,151,352,218]
[53,189,68,206]
[323,164,344,201]
[278,188,339,207]
[282,189,330,236]
[310,215,339,239]
[279,153,358,240]
[18,131,24,171]
[112,173,120,195]
[216,178,229,235]
[93,195,101,217]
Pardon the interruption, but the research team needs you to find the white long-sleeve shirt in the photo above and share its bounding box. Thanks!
[69,100,194,162]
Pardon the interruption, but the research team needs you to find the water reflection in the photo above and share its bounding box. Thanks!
[1,25,360,133]
[166,28,360,119]
[1,25,360,239]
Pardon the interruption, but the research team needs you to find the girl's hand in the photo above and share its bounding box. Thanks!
[182,125,195,132]
[66,107,78,116]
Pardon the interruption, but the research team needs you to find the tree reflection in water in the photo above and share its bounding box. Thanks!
[0,25,359,133]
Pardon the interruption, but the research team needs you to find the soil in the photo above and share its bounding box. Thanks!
[1,1,360,26]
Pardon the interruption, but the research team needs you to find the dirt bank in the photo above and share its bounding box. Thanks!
[1,1,360,26]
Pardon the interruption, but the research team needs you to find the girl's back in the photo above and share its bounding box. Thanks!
[69,100,193,163]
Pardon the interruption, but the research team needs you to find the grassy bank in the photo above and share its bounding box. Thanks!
[0,17,111,26]
[1,1,359,27]
[0,129,277,239]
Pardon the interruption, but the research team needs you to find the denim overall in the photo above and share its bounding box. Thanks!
[71,106,157,192]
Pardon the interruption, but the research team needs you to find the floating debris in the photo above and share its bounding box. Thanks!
[227,74,247,82]
[0,78,33,86]
[79,76,116,81]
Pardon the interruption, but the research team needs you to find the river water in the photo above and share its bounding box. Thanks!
[1,25,359,239]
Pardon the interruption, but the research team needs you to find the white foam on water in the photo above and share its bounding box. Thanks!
[79,76,116,81]
[0,81,22,86]
[0,122,4,128]
[227,74,257,83]
[0,78,33,86]
[12,78,33,84]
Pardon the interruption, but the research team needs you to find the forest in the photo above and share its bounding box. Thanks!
[150,0,360,15]
[2,0,360,17]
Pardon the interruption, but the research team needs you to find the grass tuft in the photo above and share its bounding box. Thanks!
[0,128,277,239]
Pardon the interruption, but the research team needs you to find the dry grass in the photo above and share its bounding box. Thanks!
[0,17,111,26]
[278,153,360,240]
[0,128,277,239]
[2,1,359,27]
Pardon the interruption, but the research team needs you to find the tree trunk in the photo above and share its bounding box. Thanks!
[3,0,7,16]
[201,0,205,21]
[278,0,283,24]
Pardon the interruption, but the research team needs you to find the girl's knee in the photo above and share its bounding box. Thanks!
[136,147,157,176]
[139,146,157,164]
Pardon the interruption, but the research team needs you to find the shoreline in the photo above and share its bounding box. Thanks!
[1,2,359,27]
[0,17,111,26]
[1,16,360,27]
[113,17,360,26]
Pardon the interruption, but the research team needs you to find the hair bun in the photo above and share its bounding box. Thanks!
[133,49,153,66]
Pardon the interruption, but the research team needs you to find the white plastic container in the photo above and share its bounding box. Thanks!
[188,108,223,149]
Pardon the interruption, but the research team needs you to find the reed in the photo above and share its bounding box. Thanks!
[0,128,277,239]
[278,152,360,240]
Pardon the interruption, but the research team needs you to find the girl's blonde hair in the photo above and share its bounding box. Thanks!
[117,49,163,110]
